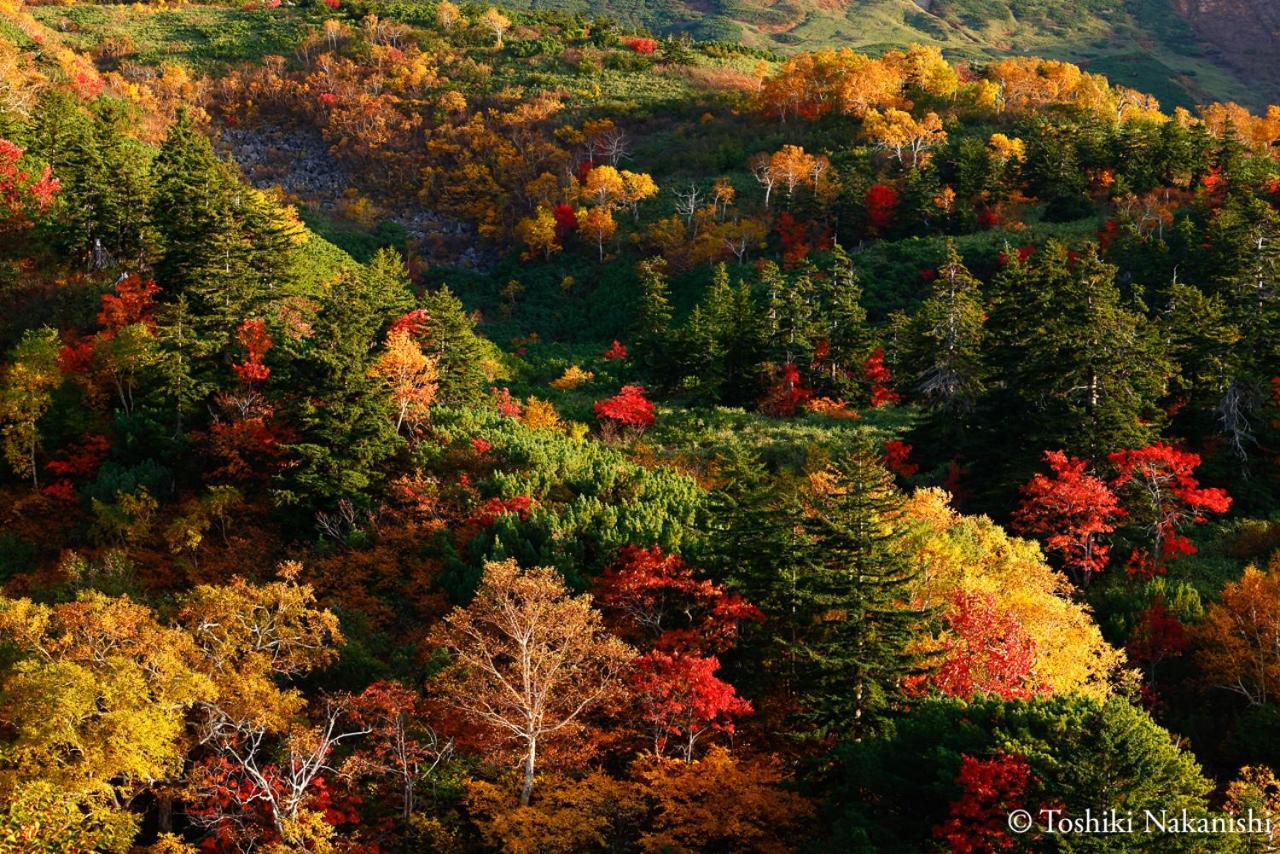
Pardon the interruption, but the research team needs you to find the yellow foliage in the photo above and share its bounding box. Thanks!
[467,772,645,854]
[549,365,594,390]
[633,747,814,853]
[987,132,1026,165]
[517,206,560,260]
[522,397,564,432]
[902,488,1124,698]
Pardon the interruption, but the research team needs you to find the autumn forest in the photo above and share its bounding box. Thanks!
[1,0,1280,850]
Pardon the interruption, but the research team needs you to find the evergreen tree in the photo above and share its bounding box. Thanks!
[278,267,402,508]
[982,242,1169,466]
[420,285,489,406]
[36,95,152,269]
[633,256,674,385]
[151,112,301,350]
[763,260,819,369]
[791,451,929,739]
[906,242,985,412]
[700,443,810,699]
[814,242,871,399]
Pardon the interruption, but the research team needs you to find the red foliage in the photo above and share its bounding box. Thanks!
[1108,443,1231,573]
[632,651,752,760]
[468,494,536,526]
[57,338,95,376]
[205,392,293,482]
[389,309,431,340]
[882,439,918,478]
[553,203,578,239]
[602,339,628,360]
[976,206,999,229]
[933,753,1037,854]
[187,756,283,851]
[864,183,898,232]
[324,0,340,8]
[1126,596,1188,676]
[1097,219,1122,251]
[1012,450,1123,586]
[760,362,813,417]
[595,545,762,654]
[489,386,523,418]
[233,318,273,385]
[1202,167,1226,195]
[594,385,656,432]
[42,433,111,501]
[0,139,60,232]
[98,275,161,333]
[911,591,1044,701]
[625,37,658,54]
[862,348,899,407]
[470,436,493,455]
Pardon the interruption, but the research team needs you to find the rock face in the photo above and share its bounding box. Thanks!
[1172,0,1280,93]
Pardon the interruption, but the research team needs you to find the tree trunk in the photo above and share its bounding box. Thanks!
[520,738,536,806]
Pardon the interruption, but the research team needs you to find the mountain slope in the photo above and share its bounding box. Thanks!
[1172,0,1280,97]
[511,0,1274,107]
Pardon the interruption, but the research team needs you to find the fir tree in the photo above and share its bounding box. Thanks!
[792,451,929,740]
[633,256,674,385]
[907,242,985,412]
[420,285,489,406]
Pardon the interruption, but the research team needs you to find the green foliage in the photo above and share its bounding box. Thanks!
[826,695,1220,851]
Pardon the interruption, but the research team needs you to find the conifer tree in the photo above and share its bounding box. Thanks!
[633,256,674,384]
[420,285,490,406]
[816,242,872,399]
[792,451,929,739]
[982,242,1169,468]
[906,243,985,412]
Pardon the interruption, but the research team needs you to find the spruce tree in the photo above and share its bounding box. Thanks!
[816,242,872,399]
[982,242,1169,466]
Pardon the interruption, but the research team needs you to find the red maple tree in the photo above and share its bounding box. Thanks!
[595,545,761,654]
[910,591,1044,701]
[232,318,273,385]
[865,183,898,232]
[1013,450,1123,586]
[632,651,752,762]
[863,348,900,407]
[1109,443,1231,574]
[594,385,656,437]
[933,752,1037,853]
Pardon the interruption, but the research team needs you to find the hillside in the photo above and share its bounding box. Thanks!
[500,0,1274,108]
[3,0,1280,851]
